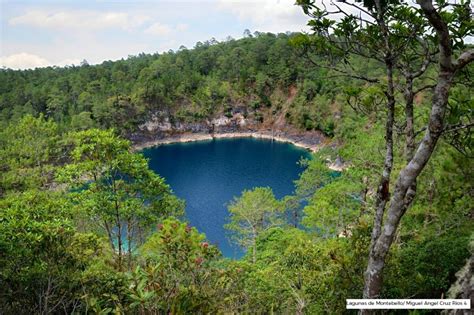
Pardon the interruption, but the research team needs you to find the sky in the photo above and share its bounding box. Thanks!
[0,0,311,69]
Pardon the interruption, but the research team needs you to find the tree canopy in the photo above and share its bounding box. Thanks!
[0,6,472,312]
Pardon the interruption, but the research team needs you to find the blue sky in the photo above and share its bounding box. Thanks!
[0,0,310,69]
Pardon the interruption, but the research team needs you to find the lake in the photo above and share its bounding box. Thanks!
[142,137,311,258]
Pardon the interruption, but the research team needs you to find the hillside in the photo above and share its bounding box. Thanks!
[1,1,473,313]
[0,32,339,140]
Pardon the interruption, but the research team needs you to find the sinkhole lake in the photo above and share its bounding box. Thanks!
[142,137,311,258]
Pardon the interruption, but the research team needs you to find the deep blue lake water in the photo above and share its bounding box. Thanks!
[142,137,311,258]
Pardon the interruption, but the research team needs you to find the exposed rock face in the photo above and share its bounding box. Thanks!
[139,113,173,132]
[139,113,254,135]
[211,116,231,127]
[131,112,328,155]
[235,113,247,127]
[442,240,474,315]
[174,122,209,133]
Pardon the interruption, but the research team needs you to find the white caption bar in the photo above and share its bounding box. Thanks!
[346,299,471,309]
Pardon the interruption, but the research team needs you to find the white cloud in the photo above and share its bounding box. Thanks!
[1,1,310,70]
[0,53,50,69]
[144,22,189,37]
[9,9,150,31]
[176,23,189,32]
[144,22,173,36]
[0,53,83,69]
[217,0,309,33]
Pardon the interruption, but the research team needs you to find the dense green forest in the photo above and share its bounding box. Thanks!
[1,0,473,314]
[0,31,338,136]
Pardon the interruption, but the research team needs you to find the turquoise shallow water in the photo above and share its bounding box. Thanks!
[142,137,311,258]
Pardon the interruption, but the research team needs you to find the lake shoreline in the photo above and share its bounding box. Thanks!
[132,131,345,171]
[132,131,323,152]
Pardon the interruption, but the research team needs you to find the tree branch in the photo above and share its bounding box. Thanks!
[303,50,380,83]
[416,0,453,71]
[454,49,474,71]
[414,84,436,95]
[443,122,474,133]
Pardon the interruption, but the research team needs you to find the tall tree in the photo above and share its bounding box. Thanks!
[57,129,184,270]
[296,0,474,306]
[225,187,283,263]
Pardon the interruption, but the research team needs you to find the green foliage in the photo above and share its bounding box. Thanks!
[443,84,473,156]
[384,232,472,299]
[303,177,363,236]
[220,225,370,313]
[0,22,472,315]
[294,157,334,200]
[381,142,474,298]
[0,33,333,133]
[129,217,220,313]
[140,217,219,268]
[225,187,283,262]
[0,114,60,194]
[70,111,95,130]
[0,190,103,313]
[78,247,134,313]
[57,129,184,270]
[0,114,471,313]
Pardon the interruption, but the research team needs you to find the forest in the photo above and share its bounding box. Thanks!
[0,0,473,314]
[0,31,339,137]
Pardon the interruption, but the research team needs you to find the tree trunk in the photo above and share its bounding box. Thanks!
[363,55,396,303]
[252,235,257,264]
[404,77,416,162]
[402,76,418,213]
[360,0,474,308]
[362,53,455,313]
[367,0,397,269]
[127,218,132,271]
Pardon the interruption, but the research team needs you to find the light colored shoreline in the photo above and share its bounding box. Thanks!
[132,132,345,171]
[132,131,321,153]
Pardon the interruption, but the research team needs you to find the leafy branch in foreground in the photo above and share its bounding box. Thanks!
[57,129,184,270]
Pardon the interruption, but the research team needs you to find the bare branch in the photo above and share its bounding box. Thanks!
[326,72,380,83]
[454,49,474,71]
[443,122,474,133]
[414,84,436,95]
[411,50,433,79]
[303,50,380,83]
[329,0,376,26]
[339,0,377,20]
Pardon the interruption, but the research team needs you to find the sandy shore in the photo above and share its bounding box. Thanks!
[132,131,322,152]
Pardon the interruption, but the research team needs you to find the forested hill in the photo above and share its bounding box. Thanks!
[0,32,339,136]
[1,0,473,310]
